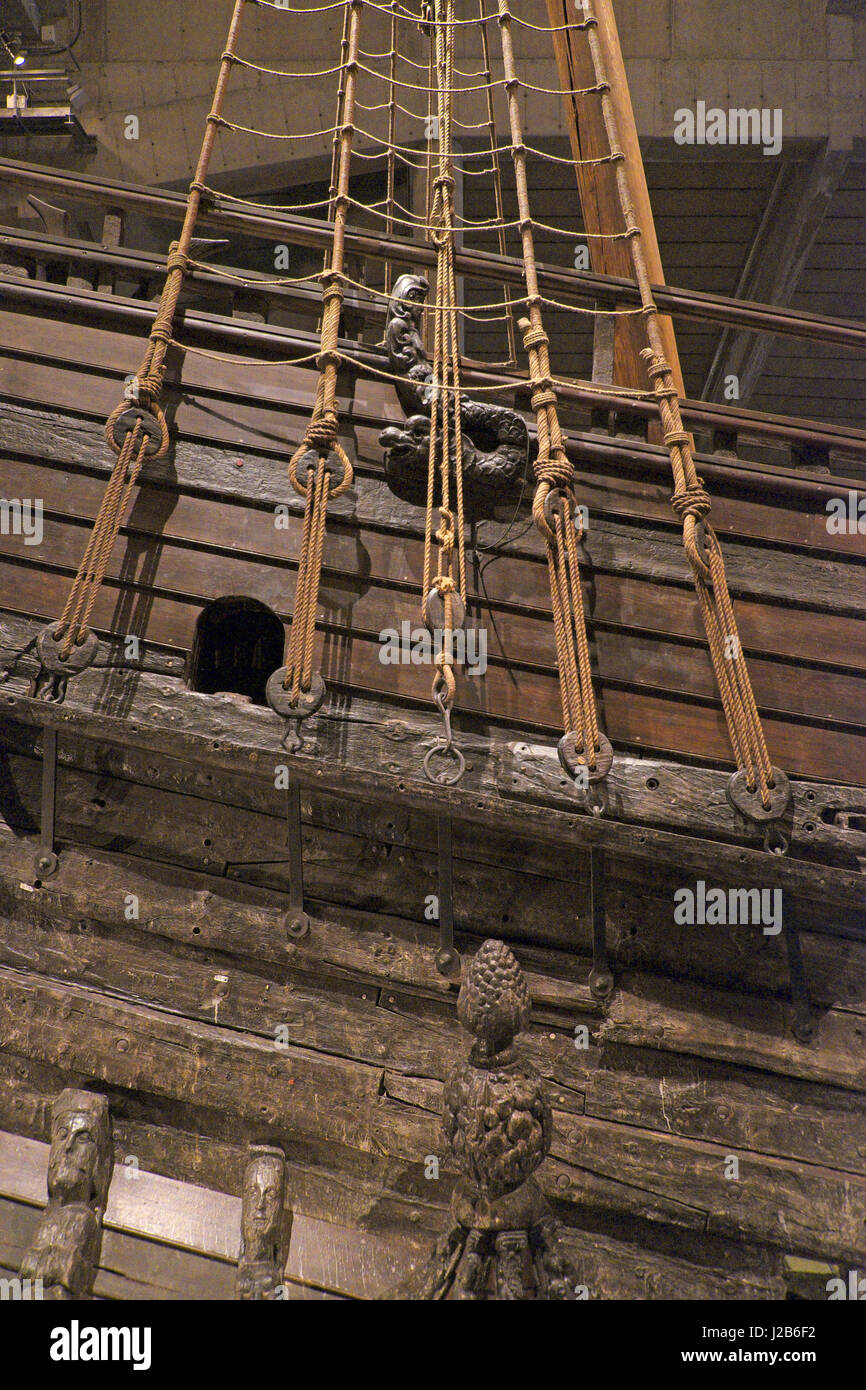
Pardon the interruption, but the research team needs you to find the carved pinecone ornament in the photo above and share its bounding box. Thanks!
[386,939,578,1300]
[456,937,532,1056]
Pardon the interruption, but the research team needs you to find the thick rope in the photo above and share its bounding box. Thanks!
[280,0,359,701]
[496,0,604,776]
[46,0,249,666]
[422,0,468,724]
[577,0,775,805]
[478,0,517,368]
[383,0,398,296]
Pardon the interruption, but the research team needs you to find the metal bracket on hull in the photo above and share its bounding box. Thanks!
[284,773,310,941]
[782,906,815,1044]
[435,815,461,979]
[34,727,59,880]
[588,847,614,1000]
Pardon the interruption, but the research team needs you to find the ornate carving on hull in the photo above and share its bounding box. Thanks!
[386,939,578,1299]
[19,1089,113,1300]
[236,1145,292,1300]
[378,274,528,513]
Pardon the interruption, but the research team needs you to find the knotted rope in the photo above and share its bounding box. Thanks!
[576,0,776,808]
[279,0,359,706]
[38,0,251,681]
[421,0,467,730]
[497,0,605,781]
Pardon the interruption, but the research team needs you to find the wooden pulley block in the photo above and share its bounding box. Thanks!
[726,768,792,823]
[110,405,166,457]
[558,730,614,784]
[293,449,347,492]
[265,668,325,720]
[425,586,466,632]
[36,621,100,675]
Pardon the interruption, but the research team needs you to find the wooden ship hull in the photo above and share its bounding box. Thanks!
[0,0,865,1303]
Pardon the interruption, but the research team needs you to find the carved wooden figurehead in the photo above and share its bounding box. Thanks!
[236,1145,292,1300]
[386,940,577,1300]
[19,1089,113,1300]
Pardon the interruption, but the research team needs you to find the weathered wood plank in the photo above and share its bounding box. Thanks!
[1,825,865,1119]
[2,665,863,906]
[582,1047,866,1180]
[2,312,861,559]
[600,974,866,1093]
[0,561,861,778]
[0,1114,770,1301]
[0,1056,448,1247]
[551,1113,866,1265]
[0,966,711,1240]
[4,752,866,1012]
[2,459,863,730]
[0,1130,413,1300]
[2,655,863,877]
[0,964,382,1152]
[5,445,863,624]
[558,1227,780,1301]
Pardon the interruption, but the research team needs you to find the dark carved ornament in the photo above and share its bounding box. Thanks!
[19,1089,113,1300]
[378,274,528,512]
[236,1145,292,1300]
[386,939,578,1299]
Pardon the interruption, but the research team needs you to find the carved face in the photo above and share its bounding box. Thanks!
[241,1155,285,1262]
[48,1108,101,1205]
[388,273,429,326]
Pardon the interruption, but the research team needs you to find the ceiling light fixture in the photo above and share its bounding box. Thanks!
[0,33,26,67]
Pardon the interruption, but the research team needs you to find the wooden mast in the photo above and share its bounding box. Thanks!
[545,0,685,396]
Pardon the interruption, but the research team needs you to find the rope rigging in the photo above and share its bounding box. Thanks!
[31,0,250,703]
[420,0,469,785]
[266,0,361,744]
[29,0,787,852]
[496,0,610,803]
[576,0,787,844]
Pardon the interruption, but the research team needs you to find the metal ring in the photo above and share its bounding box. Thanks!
[763,823,790,857]
[726,767,791,824]
[110,406,166,458]
[423,740,466,787]
[585,782,608,818]
[36,622,99,675]
[265,668,326,720]
[425,586,466,633]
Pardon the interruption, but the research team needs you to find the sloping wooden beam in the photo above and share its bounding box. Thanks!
[544,0,684,395]
[702,144,850,405]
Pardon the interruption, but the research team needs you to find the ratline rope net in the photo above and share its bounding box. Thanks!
[29,0,785,850]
